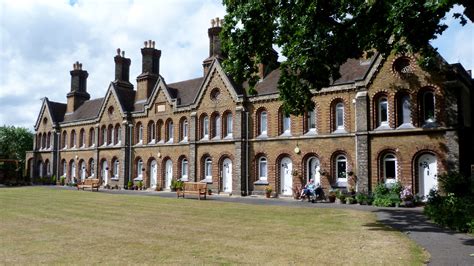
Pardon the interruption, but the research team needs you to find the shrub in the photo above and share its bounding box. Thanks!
[373,182,401,207]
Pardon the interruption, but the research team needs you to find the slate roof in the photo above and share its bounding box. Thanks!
[63,98,104,122]
[167,77,204,106]
[47,101,67,123]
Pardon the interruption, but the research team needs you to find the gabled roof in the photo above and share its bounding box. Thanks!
[34,98,66,130]
[63,98,104,123]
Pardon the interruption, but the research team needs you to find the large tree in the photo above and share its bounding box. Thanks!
[0,125,33,164]
[221,0,469,115]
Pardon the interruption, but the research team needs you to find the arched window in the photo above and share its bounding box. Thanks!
[79,160,86,180]
[281,111,291,135]
[204,157,212,180]
[62,131,68,149]
[202,115,209,139]
[335,155,347,186]
[224,112,233,138]
[258,157,268,181]
[382,154,397,185]
[45,160,51,176]
[115,124,121,144]
[89,128,95,147]
[335,102,344,131]
[156,120,163,143]
[101,126,107,146]
[70,130,76,148]
[181,159,188,180]
[137,159,143,179]
[113,159,120,179]
[166,119,174,143]
[108,125,114,145]
[61,160,67,177]
[148,121,156,144]
[397,93,412,127]
[47,132,52,149]
[42,134,46,149]
[422,91,435,124]
[89,159,95,177]
[79,129,85,147]
[306,107,317,134]
[378,97,389,127]
[136,123,143,144]
[180,118,188,142]
[211,113,221,139]
[259,110,268,136]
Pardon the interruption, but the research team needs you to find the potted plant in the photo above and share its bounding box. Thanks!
[328,189,338,203]
[60,176,66,186]
[336,190,346,204]
[264,186,273,198]
[355,193,366,205]
[400,185,414,207]
[208,188,213,195]
[127,180,133,190]
[292,185,302,200]
[137,180,143,190]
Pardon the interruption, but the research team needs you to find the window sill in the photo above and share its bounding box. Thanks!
[422,121,438,129]
[110,178,119,181]
[332,128,347,134]
[396,123,415,130]
[374,124,392,131]
[256,134,268,139]
[201,178,213,184]
[254,179,269,185]
[180,177,189,182]
[279,132,292,137]
[304,130,317,136]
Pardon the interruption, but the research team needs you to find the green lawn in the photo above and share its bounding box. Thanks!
[0,187,428,264]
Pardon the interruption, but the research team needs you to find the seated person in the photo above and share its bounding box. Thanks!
[300,179,316,201]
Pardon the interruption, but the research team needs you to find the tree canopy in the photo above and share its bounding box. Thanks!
[0,126,33,163]
[221,0,468,115]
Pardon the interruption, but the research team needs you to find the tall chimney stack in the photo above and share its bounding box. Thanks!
[203,17,223,76]
[113,48,133,89]
[66,61,90,113]
[136,40,161,103]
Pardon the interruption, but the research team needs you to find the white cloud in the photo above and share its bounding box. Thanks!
[0,1,472,131]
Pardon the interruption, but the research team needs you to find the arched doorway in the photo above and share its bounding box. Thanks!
[38,161,44,177]
[280,157,293,196]
[150,160,158,189]
[165,159,172,190]
[80,160,86,181]
[102,160,108,185]
[417,153,438,199]
[70,161,76,183]
[222,158,232,193]
[307,157,320,185]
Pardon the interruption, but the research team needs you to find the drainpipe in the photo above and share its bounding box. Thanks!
[56,130,60,181]
[128,123,133,186]
[245,110,249,196]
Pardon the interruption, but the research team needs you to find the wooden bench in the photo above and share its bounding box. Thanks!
[176,182,207,200]
[77,178,100,192]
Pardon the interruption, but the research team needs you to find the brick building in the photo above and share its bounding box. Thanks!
[26,19,474,198]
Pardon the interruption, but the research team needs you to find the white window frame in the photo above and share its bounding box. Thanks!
[110,127,115,145]
[138,125,143,144]
[181,159,188,181]
[282,112,291,134]
[90,129,95,147]
[149,123,156,144]
[113,160,119,179]
[308,108,316,133]
[260,111,268,136]
[203,116,209,139]
[182,120,188,141]
[399,94,412,126]
[423,91,435,123]
[62,161,67,177]
[71,131,76,148]
[205,157,212,180]
[102,127,107,146]
[258,157,268,181]
[167,121,174,143]
[378,97,389,126]
[137,159,143,179]
[116,126,122,145]
[335,103,344,130]
[213,115,221,139]
[383,154,397,185]
[90,160,95,177]
[226,113,233,138]
[335,155,347,186]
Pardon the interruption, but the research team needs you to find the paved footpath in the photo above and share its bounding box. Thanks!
[59,187,474,265]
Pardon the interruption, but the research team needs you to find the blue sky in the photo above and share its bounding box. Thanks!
[0,1,472,130]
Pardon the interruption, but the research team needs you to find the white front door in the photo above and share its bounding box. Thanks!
[102,161,108,185]
[222,158,232,193]
[165,160,172,190]
[80,162,86,181]
[308,157,321,185]
[418,154,438,199]
[280,157,293,196]
[150,160,157,188]
[71,162,76,182]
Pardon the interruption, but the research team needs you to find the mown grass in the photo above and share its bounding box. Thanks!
[0,187,428,264]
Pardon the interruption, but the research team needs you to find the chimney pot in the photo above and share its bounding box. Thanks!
[152,41,155,48]
[211,18,215,27]
[121,51,125,57]
[144,41,148,48]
